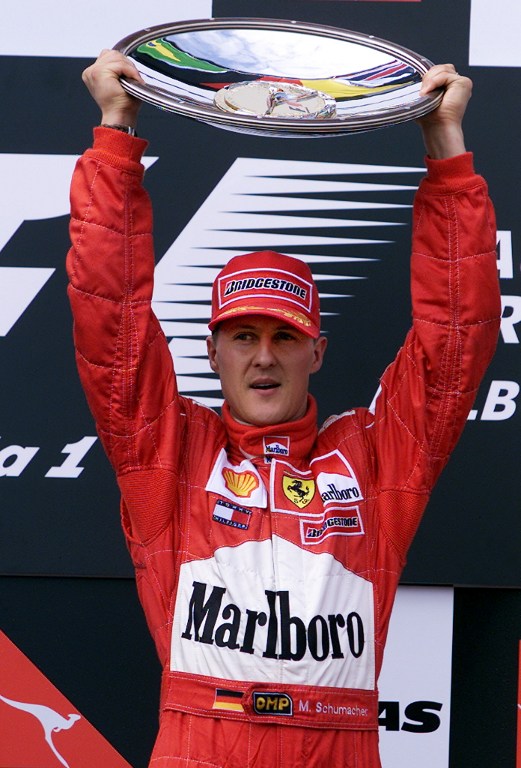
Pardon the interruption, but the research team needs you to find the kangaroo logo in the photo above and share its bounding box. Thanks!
[0,692,81,768]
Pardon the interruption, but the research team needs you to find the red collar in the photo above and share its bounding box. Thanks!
[221,396,318,465]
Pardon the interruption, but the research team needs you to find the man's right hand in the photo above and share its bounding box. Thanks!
[82,49,144,128]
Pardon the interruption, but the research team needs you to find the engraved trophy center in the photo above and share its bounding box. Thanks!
[214,80,337,120]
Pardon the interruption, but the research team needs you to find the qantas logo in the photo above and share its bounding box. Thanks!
[0,630,133,768]
[0,693,80,768]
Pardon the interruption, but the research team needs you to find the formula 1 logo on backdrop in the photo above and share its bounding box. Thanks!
[152,155,426,407]
[0,154,77,336]
[0,153,158,338]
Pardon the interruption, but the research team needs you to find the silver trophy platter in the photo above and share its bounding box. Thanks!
[114,17,442,138]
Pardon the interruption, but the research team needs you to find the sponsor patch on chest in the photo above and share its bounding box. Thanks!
[301,507,364,544]
[263,435,290,462]
[270,450,364,520]
[206,449,267,508]
[170,538,376,691]
[212,500,252,530]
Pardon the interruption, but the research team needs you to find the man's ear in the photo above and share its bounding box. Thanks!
[311,335,328,374]
[206,335,219,374]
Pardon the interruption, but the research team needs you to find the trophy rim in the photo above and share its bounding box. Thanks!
[114,17,442,137]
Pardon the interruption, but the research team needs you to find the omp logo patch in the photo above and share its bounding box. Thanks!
[283,475,316,509]
[222,468,259,498]
[253,692,293,717]
[302,508,364,545]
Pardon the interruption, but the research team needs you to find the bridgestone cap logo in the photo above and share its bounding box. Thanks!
[218,267,313,313]
[253,692,293,716]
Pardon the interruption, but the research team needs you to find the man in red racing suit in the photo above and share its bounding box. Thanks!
[67,53,500,767]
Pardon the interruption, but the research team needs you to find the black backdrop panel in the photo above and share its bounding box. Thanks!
[450,586,521,766]
[0,0,519,586]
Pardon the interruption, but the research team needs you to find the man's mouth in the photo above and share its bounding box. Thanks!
[251,381,280,390]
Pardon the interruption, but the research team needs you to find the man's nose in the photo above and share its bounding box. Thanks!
[252,337,277,366]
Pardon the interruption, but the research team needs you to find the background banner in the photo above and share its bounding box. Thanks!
[1,1,519,765]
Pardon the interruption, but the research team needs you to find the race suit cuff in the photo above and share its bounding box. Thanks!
[91,126,149,165]
[422,152,479,193]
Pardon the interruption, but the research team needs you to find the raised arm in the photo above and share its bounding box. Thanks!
[67,52,180,481]
[369,68,501,558]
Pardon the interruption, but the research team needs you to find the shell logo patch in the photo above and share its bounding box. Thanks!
[282,475,316,508]
[222,468,259,498]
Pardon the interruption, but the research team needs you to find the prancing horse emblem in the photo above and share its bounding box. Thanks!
[282,475,316,508]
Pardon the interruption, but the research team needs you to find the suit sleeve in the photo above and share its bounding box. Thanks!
[371,152,501,557]
[67,128,183,540]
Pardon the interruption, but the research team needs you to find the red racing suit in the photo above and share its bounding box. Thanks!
[67,128,500,767]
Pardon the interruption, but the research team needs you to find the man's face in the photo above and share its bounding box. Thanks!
[207,315,327,427]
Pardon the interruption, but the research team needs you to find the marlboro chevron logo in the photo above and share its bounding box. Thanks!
[181,581,366,663]
[222,468,259,498]
[171,538,375,688]
[283,475,316,508]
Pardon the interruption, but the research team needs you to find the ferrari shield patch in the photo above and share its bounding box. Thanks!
[282,475,316,508]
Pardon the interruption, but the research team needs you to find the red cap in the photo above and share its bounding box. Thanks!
[209,251,321,338]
